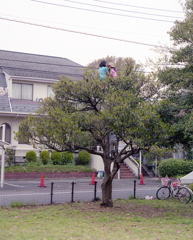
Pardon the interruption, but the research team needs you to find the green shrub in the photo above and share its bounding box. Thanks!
[5,148,14,166]
[25,151,37,162]
[78,151,90,165]
[158,158,193,177]
[51,151,62,165]
[62,151,74,165]
[40,150,50,165]
[26,159,43,166]
[188,183,193,191]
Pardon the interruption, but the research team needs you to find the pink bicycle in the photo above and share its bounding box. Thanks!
[156,176,192,203]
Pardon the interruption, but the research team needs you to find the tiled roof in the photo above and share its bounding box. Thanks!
[11,99,40,113]
[0,50,83,81]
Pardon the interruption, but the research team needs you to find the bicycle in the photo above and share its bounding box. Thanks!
[156,176,193,203]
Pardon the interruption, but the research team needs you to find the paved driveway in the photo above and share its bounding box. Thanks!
[0,177,162,206]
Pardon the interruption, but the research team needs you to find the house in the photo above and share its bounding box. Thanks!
[0,50,140,178]
[0,49,83,161]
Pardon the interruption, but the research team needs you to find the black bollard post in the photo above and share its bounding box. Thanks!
[133,180,136,199]
[71,182,75,203]
[94,181,97,201]
[50,182,54,204]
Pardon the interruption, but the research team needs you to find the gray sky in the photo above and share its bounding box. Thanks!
[0,0,185,66]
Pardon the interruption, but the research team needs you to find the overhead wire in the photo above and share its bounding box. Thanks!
[0,13,170,38]
[0,16,170,48]
[93,0,184,13]
[56,0,184,19]
[31,0,178,23]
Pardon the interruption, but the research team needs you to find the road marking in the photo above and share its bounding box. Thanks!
[0,182,24,188]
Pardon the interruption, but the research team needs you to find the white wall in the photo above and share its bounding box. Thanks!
[0,116,39,158]
[89,154,104,171]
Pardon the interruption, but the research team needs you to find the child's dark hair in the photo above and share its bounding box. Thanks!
[99,60,106,67]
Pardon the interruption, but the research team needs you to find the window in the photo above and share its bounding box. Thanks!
[12,83,33,100]
[48,85,54,97]
[0,123,11,143]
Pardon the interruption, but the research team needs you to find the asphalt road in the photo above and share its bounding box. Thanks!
[0,177,162,207]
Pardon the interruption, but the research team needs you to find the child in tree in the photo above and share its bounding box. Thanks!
[107,62,117,79]
[99,60,109,81]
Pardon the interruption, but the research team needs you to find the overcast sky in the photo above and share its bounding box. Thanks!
[0,0,185,66]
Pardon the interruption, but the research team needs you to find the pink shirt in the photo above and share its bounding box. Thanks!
[110,68,117,78]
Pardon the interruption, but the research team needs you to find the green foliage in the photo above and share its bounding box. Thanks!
[155,1,193,148]
[40,150,50,165]
[78,151,90,165]
[11,201,24,208]
[62,151,74,165]
[185,149,193,161]
[25,151,37,162]
[25,159,43,166]
[47,158,54,165]
[15,56,172,206]
[51,151,62,165]
[158,158,193,177]
[3,165,94,173]
[188,183,193,192]
[5,148,14,167]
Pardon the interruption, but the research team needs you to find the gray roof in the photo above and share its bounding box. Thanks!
[11,99,40,113]
[0,49,83,81]
[0,50,84,114]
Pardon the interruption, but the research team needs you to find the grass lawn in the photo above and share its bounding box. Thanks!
[0,199,193,240]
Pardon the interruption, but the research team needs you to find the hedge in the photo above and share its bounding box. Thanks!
[40,150,50,165]
[2,165,95,173]
[62,152,74,165]
[78,151,90,165]
[25,151,37,162]
[51,151,62,165]
[158,158,193,177]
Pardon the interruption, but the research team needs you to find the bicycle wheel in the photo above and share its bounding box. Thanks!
[156,186,170,200]
[172,188,179,199]
[178,187,192,203]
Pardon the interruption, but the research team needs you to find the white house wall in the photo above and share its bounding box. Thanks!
[89,154,104,171]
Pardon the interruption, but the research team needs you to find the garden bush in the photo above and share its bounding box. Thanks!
[62,151,74,165]
[51,151,62,165]
[25,151,37,162]
[5,148,14,166]
[158,158,193,177]
[78,151,90,165]
[40,150,50,165]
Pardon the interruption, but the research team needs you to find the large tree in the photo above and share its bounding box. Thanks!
[16,59,170,207]
[154,0,193,152]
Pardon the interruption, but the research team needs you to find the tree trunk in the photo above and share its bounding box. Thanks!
[100,158,119,207]
[101,173,113,207]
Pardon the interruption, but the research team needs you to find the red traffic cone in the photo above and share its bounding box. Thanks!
[139,173,145,185]
[38,174,46,187]
[90,172,95,185]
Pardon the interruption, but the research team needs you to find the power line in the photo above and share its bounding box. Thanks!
[31,0,176,23]
[57,0,184,19]
[0,13,170,39]
[0,16,168,48]
[93,0,184,13]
